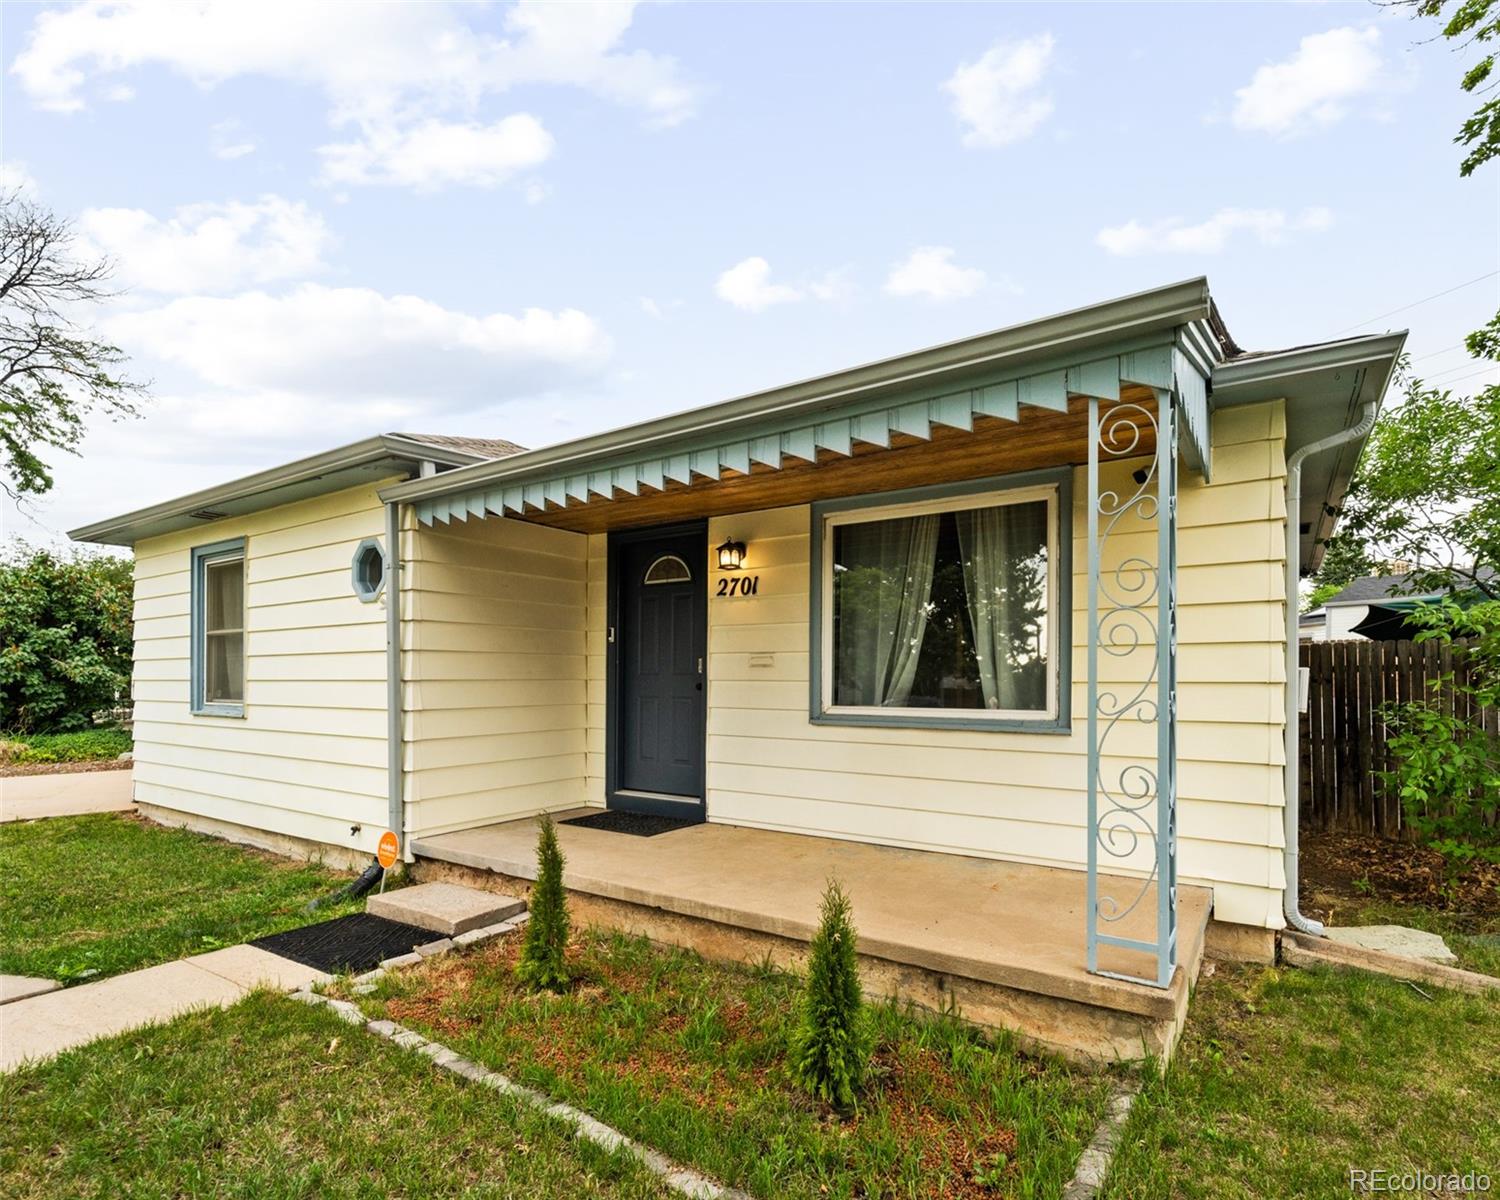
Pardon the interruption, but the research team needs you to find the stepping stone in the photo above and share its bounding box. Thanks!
[1325,924,1458,964]
[367,882,525,937]
[1,975,61,1005]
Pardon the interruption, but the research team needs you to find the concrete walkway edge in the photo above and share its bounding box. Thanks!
[293,990,753,1200]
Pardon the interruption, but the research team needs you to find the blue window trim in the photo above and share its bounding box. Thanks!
[190,536,247,717]
[351,537,387,603]
[808,466,1073,734]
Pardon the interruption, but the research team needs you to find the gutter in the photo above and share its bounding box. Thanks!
[1282,399,1379,936]
[385,499,405,859]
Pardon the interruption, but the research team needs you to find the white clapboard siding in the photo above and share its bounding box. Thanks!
[402,513,591,838]
[687,399,1290,927]
[129,480,397,856]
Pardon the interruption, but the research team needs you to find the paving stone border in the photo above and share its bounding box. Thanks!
[290,987,750,1200]
[372,913,528,975]
[1060,1081,1139,1200]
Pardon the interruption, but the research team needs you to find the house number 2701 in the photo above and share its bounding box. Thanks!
[716,575,760,597]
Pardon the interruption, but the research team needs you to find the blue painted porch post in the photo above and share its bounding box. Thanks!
[1086,395,1101,976]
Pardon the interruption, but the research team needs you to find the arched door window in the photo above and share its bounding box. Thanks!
[643,554,692,585]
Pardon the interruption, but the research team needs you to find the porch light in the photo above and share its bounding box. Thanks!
[717,538,747,570]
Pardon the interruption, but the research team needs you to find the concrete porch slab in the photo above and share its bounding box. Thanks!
[367,882,526,936]
[412,812,1213,1061]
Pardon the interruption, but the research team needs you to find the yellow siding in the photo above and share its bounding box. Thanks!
[129,480,397,856]
[686,399,1289,929]
[402,515,591,837]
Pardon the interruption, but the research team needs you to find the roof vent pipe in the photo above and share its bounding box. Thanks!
[1283,399,1378,937]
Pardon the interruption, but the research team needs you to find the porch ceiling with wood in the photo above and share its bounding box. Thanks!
[398,338,1213,535]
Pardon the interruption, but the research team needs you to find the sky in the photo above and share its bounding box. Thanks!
[2,0,1497,551]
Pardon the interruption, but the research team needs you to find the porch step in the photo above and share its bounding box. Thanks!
[367,882,526,937]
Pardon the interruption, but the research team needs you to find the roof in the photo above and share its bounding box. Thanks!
[70,277,1406,557]
[1325,565,1496,606]
[68,432,524,547]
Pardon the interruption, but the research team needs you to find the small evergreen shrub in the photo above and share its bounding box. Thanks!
[789,877,871,1113]
[514,812,571,991]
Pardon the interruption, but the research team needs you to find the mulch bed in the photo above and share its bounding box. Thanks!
[0,759,133,778]
[1300,829,1500,922]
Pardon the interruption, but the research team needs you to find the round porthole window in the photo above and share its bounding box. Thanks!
[351,538,386,602]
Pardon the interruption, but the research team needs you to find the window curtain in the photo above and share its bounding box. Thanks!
[955,504,1047,710]
[834,514,940,706]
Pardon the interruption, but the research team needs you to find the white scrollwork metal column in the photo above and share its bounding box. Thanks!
[1087,389,1178,989]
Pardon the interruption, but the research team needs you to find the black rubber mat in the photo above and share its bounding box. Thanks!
[250,913,443,974]
[561,810,698,838]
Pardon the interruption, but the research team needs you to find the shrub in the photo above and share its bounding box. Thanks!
[0,541,133,732]
[1380,599,1500,871]
[0,728,133,764]
[515,812,571,991]
[789,878,871,1113]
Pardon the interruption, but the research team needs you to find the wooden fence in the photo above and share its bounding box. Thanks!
[1299,638,1494,836]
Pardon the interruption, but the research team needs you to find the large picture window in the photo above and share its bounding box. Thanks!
[192,538,246,715]
[815,478,1064,729]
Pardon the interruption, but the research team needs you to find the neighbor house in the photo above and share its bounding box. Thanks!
[72,279,1405,1060]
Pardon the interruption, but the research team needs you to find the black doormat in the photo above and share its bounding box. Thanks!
[250,913,443,974]
[561,810,698,838]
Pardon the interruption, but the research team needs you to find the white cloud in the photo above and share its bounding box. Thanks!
[209,118,256,160]
[1,160,39,197]
[319,115,554,190]
[1096,206,1334,256]
[11,0,696,124]
[883,246,986,300]
[1232,27,1383,136]
[77,196,332,294]
[105,283,612,403]
[640,297,664,319]
[942,34,1055,148]
[715,257,804,312]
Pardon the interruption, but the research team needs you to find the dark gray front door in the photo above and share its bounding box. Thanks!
[611,524,706,817]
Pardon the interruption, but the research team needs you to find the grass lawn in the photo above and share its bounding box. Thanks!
[1102,962,1500,1199]
[0,991,673,1200]
[0,727,132,765]
[348,929,1114,1200]
[0,813,364,983]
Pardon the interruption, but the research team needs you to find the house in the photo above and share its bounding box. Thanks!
[71,279,1405,1060]
[1308,568,1493,641]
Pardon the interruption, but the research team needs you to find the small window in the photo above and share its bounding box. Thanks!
[351,538,386,602]
[192,538,246,715]
[643,554,692,585]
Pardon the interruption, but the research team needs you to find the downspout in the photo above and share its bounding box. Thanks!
[1283,399,1377,936]
[385,499,405,857]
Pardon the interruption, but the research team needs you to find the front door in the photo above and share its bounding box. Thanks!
[610,522,707,818]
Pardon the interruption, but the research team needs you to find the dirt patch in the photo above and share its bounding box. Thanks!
[1301,829,1500,922]
[0,759,132,778]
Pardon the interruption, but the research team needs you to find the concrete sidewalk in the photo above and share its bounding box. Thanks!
[0,945,328,1072]
[0,768,134,822]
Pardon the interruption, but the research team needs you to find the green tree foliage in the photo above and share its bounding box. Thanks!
[0,541,133,732]
[789,878,871,1114]
[1327,370,1499,601]
[514,812,571,992]
[1379,599,1500,870]
[1410,0,1500,176]
[1304,529,1379,611]
[1,191,144,499]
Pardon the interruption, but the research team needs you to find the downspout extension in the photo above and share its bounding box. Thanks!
[385,500,405,859]
[1283,399,1378,936]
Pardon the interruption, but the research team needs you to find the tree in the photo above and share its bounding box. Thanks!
[1325,369,1499,601]
[789,878,871,1114]
[514,812,571,992]
[0,541,134,732]
[1305,529,1379,611]
[1,190,144,499]
[1404,0,1500,176]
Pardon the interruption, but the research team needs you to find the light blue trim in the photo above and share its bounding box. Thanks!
[807,467,1073,734]
[190,536,246,718]
[351,536,386,603]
